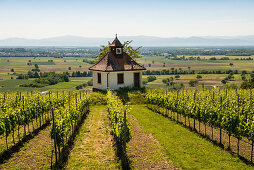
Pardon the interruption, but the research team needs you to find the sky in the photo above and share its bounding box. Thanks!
[0,0,254,39]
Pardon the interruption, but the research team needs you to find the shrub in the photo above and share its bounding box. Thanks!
[196,75,202,80]
[189,80,198,87]
[209,57,217,60]
[87,79,93,86]
[221,79,227,84]
[147,76,156,82]
[175,75,180,79]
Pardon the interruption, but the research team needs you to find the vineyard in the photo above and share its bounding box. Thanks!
[0,91,91,168]
[146,89,254,162]
[0,89,253,169]
[106,90,131,169]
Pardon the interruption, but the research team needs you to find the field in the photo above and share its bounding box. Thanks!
[137,55,254,71]
[0,55,252,92]
[144,74,243,89]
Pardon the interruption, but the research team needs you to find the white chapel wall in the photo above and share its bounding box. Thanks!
[93,70,143,90]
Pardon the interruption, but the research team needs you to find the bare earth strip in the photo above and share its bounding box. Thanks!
[66,105,119,169]
[0,125,53,170]
[127,114,178,170]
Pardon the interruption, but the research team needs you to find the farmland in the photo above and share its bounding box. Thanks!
[1,47,254,169]
[0,53,254,91]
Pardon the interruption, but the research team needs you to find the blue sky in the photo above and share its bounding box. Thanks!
[0,0,254,39]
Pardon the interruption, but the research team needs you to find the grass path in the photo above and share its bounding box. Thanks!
[130,105,253,170]
[127,114,176,169]
[66,105,119,169]
[0,125,53,169]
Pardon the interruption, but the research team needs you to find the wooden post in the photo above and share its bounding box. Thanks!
[76,93,77,108]
[123,109,127,169]
[177,90,179,122]
[219,96,222,145]
[123,109,127,149]
[52,108,58,165]
[193,91,196,131]
[23,96,26,136]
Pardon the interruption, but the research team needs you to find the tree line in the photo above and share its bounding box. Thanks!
[142,69,252,75]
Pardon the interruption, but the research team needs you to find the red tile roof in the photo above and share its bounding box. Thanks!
[89,52,146,72]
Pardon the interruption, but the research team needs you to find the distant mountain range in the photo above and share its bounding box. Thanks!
[1,35,254,47]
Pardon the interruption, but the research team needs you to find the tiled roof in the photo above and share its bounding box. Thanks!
[109,36,123,47]
[89,52,146,72]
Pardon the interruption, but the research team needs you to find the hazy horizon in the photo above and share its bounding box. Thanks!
[2,34,254,41]
[1,0,254,40]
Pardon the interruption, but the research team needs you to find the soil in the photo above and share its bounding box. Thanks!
[0,125,52,169]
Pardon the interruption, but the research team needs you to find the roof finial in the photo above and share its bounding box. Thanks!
[116,34,117,38]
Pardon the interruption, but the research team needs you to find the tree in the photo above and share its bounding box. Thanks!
[10,68,14,72]
[32,68,40,72]
[241,75,247,81]
[34,71,40,78]
[241,77,254,89]
[189,80,198,87]
[196,75,202,81]
[147,76,156,82]
[221,79,227,84]
[94,40,142,63]
[68,67,71,71]
[148,64,151,67]
[87,79,93,86]
[229,63,233,66]
[209,57,217,60]
[162,77,174,86]
[175,75,180,79]
[227,74,234,81]
[34,64,39,69]
[251,73,254,78]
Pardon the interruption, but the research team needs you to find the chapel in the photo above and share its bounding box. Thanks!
[89,35,146,90]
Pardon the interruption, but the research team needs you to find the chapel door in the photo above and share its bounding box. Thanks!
[134,72,140,88]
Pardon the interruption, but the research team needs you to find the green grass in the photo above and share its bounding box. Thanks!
[66,105,119,169]
[45,81,86,89]
[69,77,92,81]
[145,83,167,89]
[32,62,56,65]
[130,105,252,169]
[0,79,36,92]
